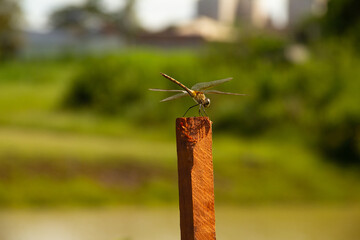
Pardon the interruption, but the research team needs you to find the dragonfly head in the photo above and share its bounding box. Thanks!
[203,98,210,108]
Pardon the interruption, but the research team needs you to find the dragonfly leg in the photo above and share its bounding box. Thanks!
[201,105,208,117]
[183,103,199,117]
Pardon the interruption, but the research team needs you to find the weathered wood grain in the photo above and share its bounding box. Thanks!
[176,117,216,240]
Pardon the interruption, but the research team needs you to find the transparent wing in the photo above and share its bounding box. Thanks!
[149,88,186,93]
[204,90,248,96]
[160,92,188,102]
[191,78,233,91]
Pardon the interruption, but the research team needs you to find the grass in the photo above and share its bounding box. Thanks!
[0,126,175,163]
[1,124,358,206]
[1,205,359,240]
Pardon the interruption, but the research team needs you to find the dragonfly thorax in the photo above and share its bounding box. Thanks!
[194,92,210,108]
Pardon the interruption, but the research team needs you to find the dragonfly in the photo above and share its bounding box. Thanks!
[149,73,247,117]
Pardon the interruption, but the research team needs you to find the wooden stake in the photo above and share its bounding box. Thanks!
[176,117,216,240]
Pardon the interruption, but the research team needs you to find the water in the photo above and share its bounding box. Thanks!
[0,205,359,240]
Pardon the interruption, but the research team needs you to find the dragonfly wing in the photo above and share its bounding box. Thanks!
[191,77,233,91]
[149,88,185,93]
[160,92,188,102]
[204,90,248,96]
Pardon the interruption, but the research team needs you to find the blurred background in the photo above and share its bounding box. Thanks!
[0,0,359,239]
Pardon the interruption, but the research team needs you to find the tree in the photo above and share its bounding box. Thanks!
[321,0,360,38]
[49,0,104,34]
[295,0,360,50]
[48,0,140,39]
[0,0,22,60]
[110,0,140,39]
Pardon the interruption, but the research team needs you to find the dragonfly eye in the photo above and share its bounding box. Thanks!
[204,98,210,108]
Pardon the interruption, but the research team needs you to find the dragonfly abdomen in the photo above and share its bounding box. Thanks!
[160,73,195,98]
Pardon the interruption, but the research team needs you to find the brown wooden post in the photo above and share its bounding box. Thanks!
[176,117,216,240]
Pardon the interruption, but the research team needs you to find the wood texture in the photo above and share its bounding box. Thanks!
[176,117,216,240]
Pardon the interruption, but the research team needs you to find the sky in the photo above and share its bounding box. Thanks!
[20,0,286,32]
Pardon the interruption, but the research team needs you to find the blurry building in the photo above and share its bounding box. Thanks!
[250,0,269,28]
[236,0,253,23]
[197,0,273,28]
[197,0,328,29]
[288,0,327,27]
[176,17,236,42]
[219,0,240,24]
[288,0,313,27]
[135,16,236,48]
[198,0,219,20]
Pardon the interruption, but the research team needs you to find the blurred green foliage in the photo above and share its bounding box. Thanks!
[0,0,22,60]
[321,0,360,40]
[63,37,360,166]
[296,0,360,51]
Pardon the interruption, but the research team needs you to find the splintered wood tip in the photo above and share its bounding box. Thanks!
[176,117,212,145]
